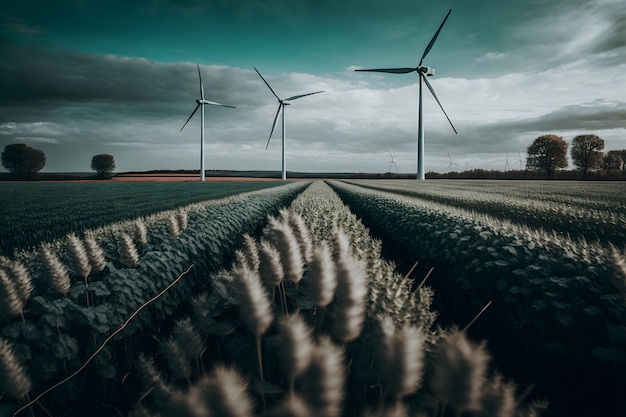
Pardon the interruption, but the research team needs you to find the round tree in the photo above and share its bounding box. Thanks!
[1,143,46,180]
[571,134,604,180]
[91,154,116,179]
[526,135,568,179]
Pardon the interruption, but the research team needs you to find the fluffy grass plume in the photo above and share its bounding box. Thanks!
[137,354,173,404]
[117,233,139,268]
[268,394,313,417]
[0,337,32,400]
[161,337,193,383]
[167,214,182,239]
[478,374,517,417]
[279,314,314,382]
[288,212,314,264]
[258,239,285,288]
[0,256,33,305]
[302,335,345,417]
[39,245,71,295]
[0,269,25,318]
[264,217,304,284]
[67,233,92,278]
[173,318,204,361]
[83,235,107,272]
[176,209,188,231]
[331,229,368,343]
[133,218,148,245]
[430,329,489,412]
[307,241,337,308]
[241,234,260,273]
[380,318,425,400]
[191,365,253,417]
[232,266,273,336]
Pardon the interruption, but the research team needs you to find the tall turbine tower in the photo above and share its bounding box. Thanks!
[355,9,457,180]
[180,64,235,182]
[254,67,323,181]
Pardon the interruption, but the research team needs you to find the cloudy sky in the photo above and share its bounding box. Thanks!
[1,0,625,174]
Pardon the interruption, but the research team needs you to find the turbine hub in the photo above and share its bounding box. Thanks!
[419,66,436,76]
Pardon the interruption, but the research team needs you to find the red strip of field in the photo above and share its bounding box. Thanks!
[111,174,280,182]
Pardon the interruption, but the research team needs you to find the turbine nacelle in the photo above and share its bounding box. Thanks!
[419,66,435,76]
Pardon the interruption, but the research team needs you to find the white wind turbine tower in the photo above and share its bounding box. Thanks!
[180,64,235,182]
[254,67,323,181]
[355,9,457,180]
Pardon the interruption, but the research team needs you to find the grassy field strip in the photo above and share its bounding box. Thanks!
[328,180,626,416]
[0,181,309,415]
[129,181,544,417]
[345,179,626,247]
[0,181,286,257]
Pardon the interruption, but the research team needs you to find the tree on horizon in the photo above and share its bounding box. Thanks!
[1,143,46,180]
[571,134,604,180]
[91,154,116,179]
[526,135,568,179]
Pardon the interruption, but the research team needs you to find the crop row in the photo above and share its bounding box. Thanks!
[328,180,626,416]
[128,181,544,417]
[347,179,626,247]
[0,181,309,415]
[0,181,285,257]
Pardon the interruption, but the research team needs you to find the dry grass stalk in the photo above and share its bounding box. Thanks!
[307,241,337,308]
[83,235,107,272]
[39,245,71,295]
[191,365,253,417]
[430,329,489,412]
[117,233,140,268]
[0,338,32,401]
[258,239,284,288]
[302,336,345,417]
[278,314,313,386]
[0,269,25,318]
[67,233,92,279]
[380,319,425,400]
[0,257,33,304]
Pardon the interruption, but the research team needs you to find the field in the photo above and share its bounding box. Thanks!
[1,179,625,417]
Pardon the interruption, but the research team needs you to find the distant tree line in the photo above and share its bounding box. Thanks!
[1,144,116,180]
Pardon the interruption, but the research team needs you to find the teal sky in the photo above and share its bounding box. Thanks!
[1,0,625,173]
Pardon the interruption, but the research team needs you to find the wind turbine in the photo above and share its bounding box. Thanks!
[504,151,511,171]
[386,149,398,172]
[446,152,458,171]
[180,63,235,182]
[254,67,323,181]
[517,152,525,170]
[355,9,457,180]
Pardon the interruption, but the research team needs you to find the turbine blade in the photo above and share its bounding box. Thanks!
[355,68,416,74]
[204,100,236,108]
[285,91,324,101]
[180,104,201,131]
[266,104,283,148]
[197,63,204,99]
[419,9,452,66]
[422,74,457,134]
[254,67,281,100]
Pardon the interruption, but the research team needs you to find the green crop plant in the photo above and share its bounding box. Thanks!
[130,181,543,417]
[328,180,626,416]
[0,181,309,416]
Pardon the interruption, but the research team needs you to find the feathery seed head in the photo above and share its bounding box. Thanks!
[264,216,304,284]
[331,228,352,262]
[136,354,173,403]
[232,266,273,336]
[478,374,517,417]
[0,338,32,400]
[307,241,337,308]
[67,233,92,278]
[84,235,107,272]
[0,269,25,317]
[167,214,181,239]
[133,218,148,245]
[258,239,285,288]
[176,209,188,231]
[279,314,314,380]
[268,394,313,417]
[241,234,260,273]
[0,256,33,304]
[331,252,368,343]
[380,319,425,399]
[173,318,204,359]
[288,212,314,264]
[192,365,253,417]
[431,329,489,412]
[40,245,71,295]
[117,233,139,268]
[161,337,192,382]
[303,335,345,417]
